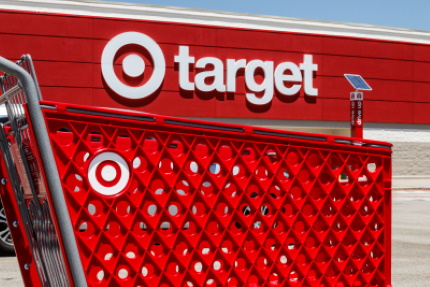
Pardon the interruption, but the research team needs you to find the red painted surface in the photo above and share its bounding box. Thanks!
[1,9,430,124]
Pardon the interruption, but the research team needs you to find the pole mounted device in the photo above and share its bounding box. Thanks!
[344,74,372,139]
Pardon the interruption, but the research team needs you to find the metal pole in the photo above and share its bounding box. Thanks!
[350,91,363,139]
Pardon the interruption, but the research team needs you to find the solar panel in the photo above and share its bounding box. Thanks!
[344,74,372,91]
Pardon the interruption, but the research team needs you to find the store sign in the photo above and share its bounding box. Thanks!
[102,32,318,105]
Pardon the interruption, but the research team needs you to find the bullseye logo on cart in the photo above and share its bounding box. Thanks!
[101,32,318,105]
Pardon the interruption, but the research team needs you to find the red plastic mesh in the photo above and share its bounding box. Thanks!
[43,105,391,287]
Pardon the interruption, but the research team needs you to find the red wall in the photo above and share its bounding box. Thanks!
[1,9,430,124]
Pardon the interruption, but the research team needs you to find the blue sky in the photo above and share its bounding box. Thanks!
[104,0,430,31]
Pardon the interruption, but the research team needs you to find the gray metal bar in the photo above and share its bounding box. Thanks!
[0,56,87,287]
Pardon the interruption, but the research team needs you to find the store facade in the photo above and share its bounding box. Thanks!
[2,0,430,188]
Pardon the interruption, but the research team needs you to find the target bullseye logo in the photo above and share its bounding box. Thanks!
[101,32,166,100]
[88,151,130,196]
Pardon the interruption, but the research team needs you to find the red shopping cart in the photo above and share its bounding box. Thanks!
[0,55,392,286]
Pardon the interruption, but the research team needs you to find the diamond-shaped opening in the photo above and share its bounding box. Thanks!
[360,258,376,274]
[325,261,341,278]
[287,264,304,285]
[114,256,137,282]
[64,166,88,195]
[245,180,264,202]
[313,214,330,233]
[164,253,186,277]
[172,233,193,259]
[343,259,359,276]
[306,262,322,283]
[142,134,160,155]
[346,154,362,173]
[323,230,340,248]
[350,215,366,233]
[195,232,216,260]
[352,273,368,287]
[166,136,187,158]
[295,248,311,266]
[267,265,285,286]
[188,253,209,276]
[73,143,92,168]
[198,175,219,197]
[148,233,170,259]
[227,213,248,236]
[217,141,236,162]
[276,162,294,182]
[343,228,358,247]
[369,270,385,287]
[204,212,226,237]
[94,241,118,267]
[292,213,310,234]
[367,186,383,203]
[272,213,291,235]
[303,229,321,249]
[104,217,128,242]
[219,233,240,258]
[114,132,133,151]
[157,154,179,176]
[121,238,144,263]
[289,183,306,202]
[306,150,324,169]
[317,164,336,186]
[192,141,211,160]
[296,164,315,186]
[351,244,366,261]
[366,157,381,174]
[320,197,338,220]
[157,212,179,237]
[335,275,349,287]
[333,245,349,263]
[231,156,252,182]
[86,130,104,149]
[242,233,261,255]
[360,228,376,247]
[223,180,241,200]
[233,249,253,274]
[250,212,270,235]
[349,185,365,203]
[174,177,193,198]
[286,147,303,168]
[254,163,273,182]
[359,199,375,217]
[280,195,300,220]
[214,193,234,219]
[315,246,331,264]
[87,257,110,285]
[255,248,274,272]
[328,153,345,172]
[332,214,348,233]
[368,214,384,232]
[263,232,281,255]
[340,198,357,218]
[268,182,287,204]
[132,150,154,174]
[302,197,318,218]
[330,186,347,203]
[132,213,154,239]
[247,270,265,286]
[369,243,384,260]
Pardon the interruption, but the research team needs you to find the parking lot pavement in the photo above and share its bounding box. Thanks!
[0,190,428,286]
[0,255,22,287]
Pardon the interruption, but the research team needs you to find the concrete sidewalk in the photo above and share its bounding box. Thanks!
[392,190,430,287]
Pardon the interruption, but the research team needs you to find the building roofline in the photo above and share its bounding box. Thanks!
[3,0,430,44]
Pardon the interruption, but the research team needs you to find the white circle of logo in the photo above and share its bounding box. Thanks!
[101,32,166,100]
[88,151,130,196]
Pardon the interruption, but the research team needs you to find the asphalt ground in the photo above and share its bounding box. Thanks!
[0,190,428,286]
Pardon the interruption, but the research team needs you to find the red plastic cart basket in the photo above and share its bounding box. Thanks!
[0,55,392,287]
